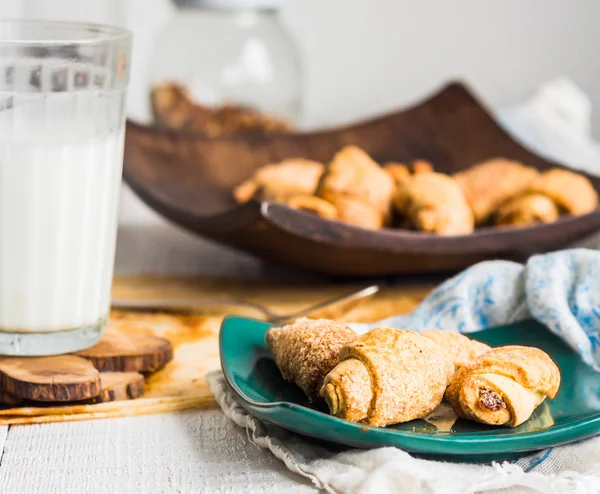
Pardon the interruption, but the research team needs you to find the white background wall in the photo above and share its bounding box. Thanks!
[2,0,600,239]
[3,0,600,130]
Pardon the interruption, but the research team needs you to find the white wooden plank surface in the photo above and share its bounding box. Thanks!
[114,221,321,282]
[0,426,7,463]
[0,410,314,494]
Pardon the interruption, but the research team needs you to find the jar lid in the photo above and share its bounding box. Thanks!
[173,0,287,9]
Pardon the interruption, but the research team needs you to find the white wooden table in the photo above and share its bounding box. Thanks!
[0,216,318,494]
[0,410,315,493]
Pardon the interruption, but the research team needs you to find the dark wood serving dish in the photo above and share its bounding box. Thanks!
[123,82,600,277]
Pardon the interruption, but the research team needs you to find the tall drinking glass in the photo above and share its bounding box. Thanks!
[0,21,131,355]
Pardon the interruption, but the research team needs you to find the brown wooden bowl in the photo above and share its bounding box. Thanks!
[123,81,600,277]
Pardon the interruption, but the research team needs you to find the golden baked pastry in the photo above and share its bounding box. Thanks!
[393,172,474,235]
[528,168,598,215]
[446,345,560,427]
[287,196,338,220]
[320,328,453,427]
[494,193,560,227]
[421,330,491,374]
[317,146,395,223]
[383,163,411,186]
[329,196,384,230]
[383,160,433,186]
[233,159,325,204]
[454,159,540,224]
[265,318,356,402]
[411,160,434,175]
[494,169,597,227]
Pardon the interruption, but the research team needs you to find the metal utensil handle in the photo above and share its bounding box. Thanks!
[268,285,380,325]
[111,284,380,323]
[111,298,272,319]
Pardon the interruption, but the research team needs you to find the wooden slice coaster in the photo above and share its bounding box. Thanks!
[0,372,145,407]
[75,332,173,373]
[97,372,145,403]
[0,356,101,402]
[0,390,23,406]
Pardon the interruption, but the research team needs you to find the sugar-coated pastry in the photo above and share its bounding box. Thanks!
[494,193,560,227]
[445,345,560,427]
[393,172,474,235]
[421,330,491,375]
[265,318,356,402]
[233,159,324,203]
[320,328,453,427]
[454,158,540,224]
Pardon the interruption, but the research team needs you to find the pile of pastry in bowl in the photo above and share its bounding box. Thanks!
[234,146,598,235]
[266,318,561,428]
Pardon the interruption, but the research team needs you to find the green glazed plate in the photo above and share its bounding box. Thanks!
[220,316,600,461]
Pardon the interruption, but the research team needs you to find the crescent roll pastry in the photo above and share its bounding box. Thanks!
[421,330,491,374]
[494,169,597,227]
[383,163,411,187]
[454,159,540,224]
[287,196,338,221]
[411,160,434,175]
[234,159,325,203]
[528,168,598,216]
[384,160,434,186]
[265,318,356,402]
[329,196,384,230]
[393,172,474,235]
[494,193,560,227]
[317,146,395,225]
[446,346,560,427]
[320,328,453,427]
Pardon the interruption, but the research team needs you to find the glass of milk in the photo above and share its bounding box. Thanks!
[0,21,131,355]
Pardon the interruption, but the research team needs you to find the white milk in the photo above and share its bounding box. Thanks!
[0,92,125,332]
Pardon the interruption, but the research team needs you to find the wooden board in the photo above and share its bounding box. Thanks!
[0,276,432,424]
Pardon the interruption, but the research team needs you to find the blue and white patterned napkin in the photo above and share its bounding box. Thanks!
[354,249,600,372]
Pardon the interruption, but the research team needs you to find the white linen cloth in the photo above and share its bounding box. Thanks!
[207,79,600,494]
[207,372,600,494]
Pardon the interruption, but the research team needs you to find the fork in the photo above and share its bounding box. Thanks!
[111,284,379,325]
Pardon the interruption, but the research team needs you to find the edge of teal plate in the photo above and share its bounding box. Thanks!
[219,315,600,457]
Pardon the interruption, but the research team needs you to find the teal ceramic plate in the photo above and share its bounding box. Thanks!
[220,316,600,461]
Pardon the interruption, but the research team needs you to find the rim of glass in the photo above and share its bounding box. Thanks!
[0,19,131,46]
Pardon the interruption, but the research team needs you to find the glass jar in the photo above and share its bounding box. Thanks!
[150,0,303,133]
